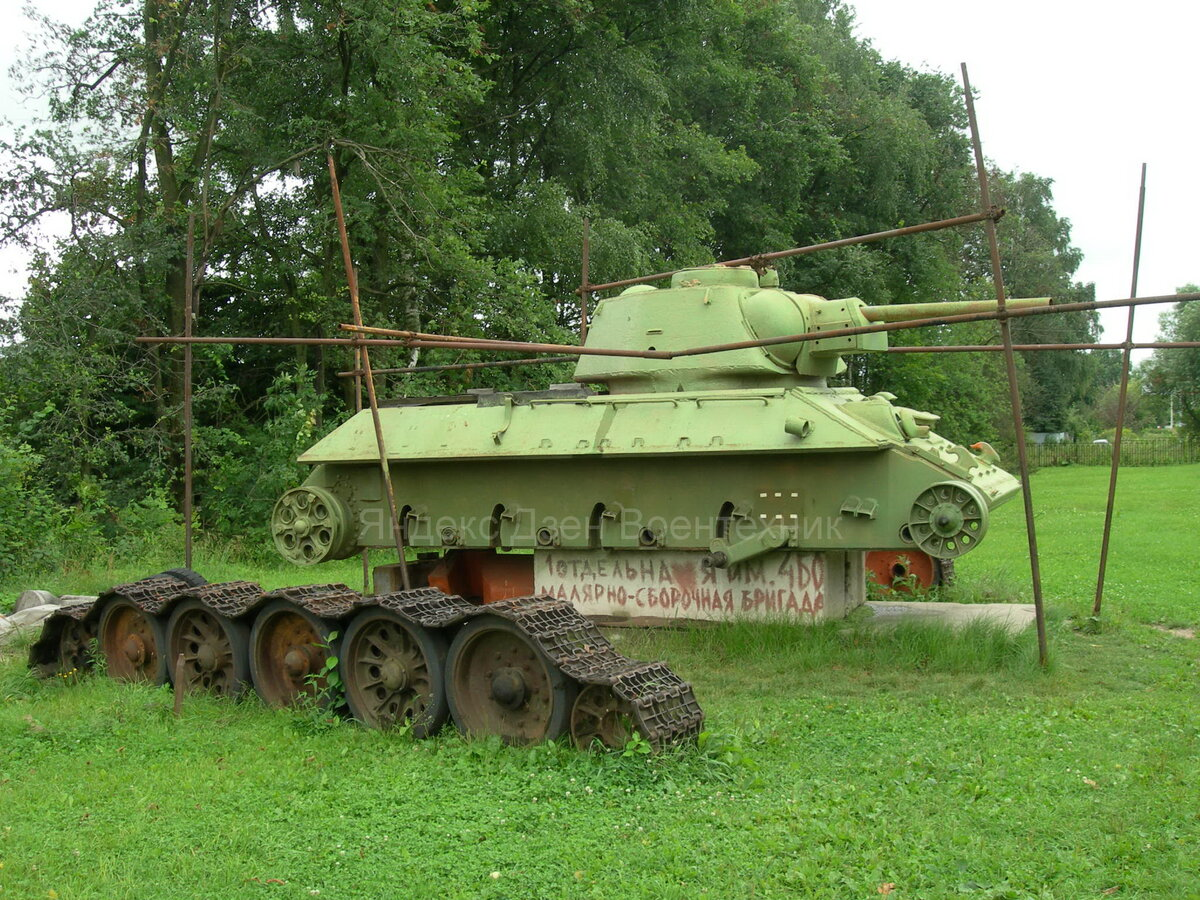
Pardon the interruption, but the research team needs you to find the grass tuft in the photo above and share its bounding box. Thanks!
[625,615,1043,677]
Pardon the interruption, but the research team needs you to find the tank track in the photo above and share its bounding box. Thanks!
[29,575,703,751]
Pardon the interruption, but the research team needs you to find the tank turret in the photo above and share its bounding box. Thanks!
[575,265,1047,391]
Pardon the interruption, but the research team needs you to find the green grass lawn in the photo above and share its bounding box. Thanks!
[958,463,1200,627]
[1,466,1198,899]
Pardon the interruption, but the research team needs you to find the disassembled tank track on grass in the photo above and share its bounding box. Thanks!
[29,572,704,751]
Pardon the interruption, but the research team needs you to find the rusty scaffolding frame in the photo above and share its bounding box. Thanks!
[140,66,1199,665]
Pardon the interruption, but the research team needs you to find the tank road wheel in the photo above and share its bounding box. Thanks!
[167,600,251,698]
[249,600,338,707]
[570,684,636,751]
[342,609,449,737]
[446,615,576,745]
[98,599,170,684]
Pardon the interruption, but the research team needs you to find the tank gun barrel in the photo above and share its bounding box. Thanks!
[861,298,1050,323]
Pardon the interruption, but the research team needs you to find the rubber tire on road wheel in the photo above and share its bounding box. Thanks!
[446,614,576,745]
[98,598,171,684]
[342,609,449,738]
[249,599,340,708]
[166,599,252,698]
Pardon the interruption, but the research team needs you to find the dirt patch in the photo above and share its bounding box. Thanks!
[1150,624,1197,639]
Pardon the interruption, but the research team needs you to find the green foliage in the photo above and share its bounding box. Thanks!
[1142,285,1200,434]
[990,172,1102,432]
[0,416,65,573]
[294,630,347,735]
[0,0,1106,562]
[0,403,110,578]
[197,367,327,542]
[106,487,183,559]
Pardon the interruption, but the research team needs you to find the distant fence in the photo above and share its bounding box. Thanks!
[1028,440,1200,467]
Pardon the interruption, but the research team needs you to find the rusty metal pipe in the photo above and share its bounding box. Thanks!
[1095,163,1148,619]
[338,291,1200,362]
[962,62,1047,667]
[402,338,666,358]
[885,341,1200,353]
[337,324,667,358]
[137,336,413,346]
[354,346,363,413]
[581,218,591,342]
[584,209,1004,294]
[182,217,195,570]
[336,355,579,378]
[328,153,410,590]
[137,289,1199,362]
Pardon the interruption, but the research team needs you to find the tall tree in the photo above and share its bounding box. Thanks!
[1142,285,1200,433]
[986,171,1100,433]
[0,0,1105,536]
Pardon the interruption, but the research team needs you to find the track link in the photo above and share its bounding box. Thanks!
[29,574,703,750]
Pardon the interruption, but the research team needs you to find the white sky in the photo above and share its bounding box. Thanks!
[2,0,1197,354]
[848,0,1200,355]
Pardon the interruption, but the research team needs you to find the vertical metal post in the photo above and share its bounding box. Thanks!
[1093,163,1147,618]
[961,64,1048,666]
[327,153,411,589]
[354,346,363,412]
[173,652,186,717]
[183,216,195,570]
[580,218,591,342]
[354,344,370,593]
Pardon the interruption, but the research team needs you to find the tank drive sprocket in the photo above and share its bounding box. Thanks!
[271,486,357,565]
[28,574,703,751]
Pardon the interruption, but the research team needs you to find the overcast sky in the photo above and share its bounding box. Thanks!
[2,0,1197,354]
[848,0,1200,355]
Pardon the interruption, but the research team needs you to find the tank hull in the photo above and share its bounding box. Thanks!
[280,385,1017,568]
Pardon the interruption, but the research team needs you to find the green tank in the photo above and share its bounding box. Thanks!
[273,266,1043,622]
[29,265,1041,752]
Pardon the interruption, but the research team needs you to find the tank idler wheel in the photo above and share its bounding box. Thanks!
[58,618,97,675]
[446,615,577,745]
[167,600,251,698]
[343,609,449,737]
[570,684,637,751]
[98,599,170,684]
[249,600,339,708]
